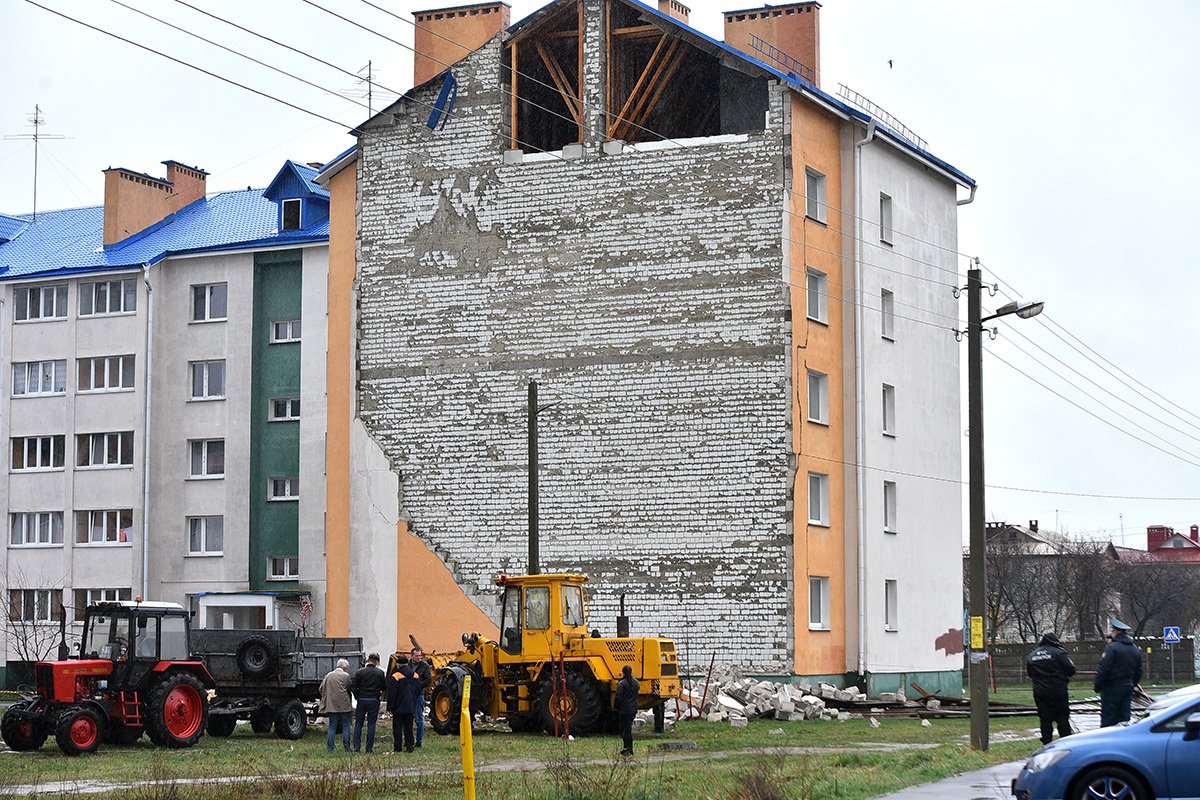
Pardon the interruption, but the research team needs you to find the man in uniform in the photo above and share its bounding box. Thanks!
[1025,631,1076,744]
[1095,617,1143,727]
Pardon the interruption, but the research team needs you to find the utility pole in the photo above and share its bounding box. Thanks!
[528,380,539,575]
[4,105,66,221]
[966,267,988,751]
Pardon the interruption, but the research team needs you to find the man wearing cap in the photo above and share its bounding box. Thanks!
[1025,631,1076,744]
[351,652,387,753]
[615,664,639,756]
[1095,617,1143,727]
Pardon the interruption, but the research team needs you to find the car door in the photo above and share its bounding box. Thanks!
[1162,699,1200,800]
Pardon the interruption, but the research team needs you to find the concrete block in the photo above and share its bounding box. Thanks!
[768,728,784,736]
[774,710,797,722]
[868,717,880,728]
[879,693,899,703]
[926,699,941,711]
[833,689,855,702]
[502,149,523,164]
[705,712,726,722]
[562,143,584,160]
[602,139,624,155]
[729,716,748,728]
[775,700,795,713]
[921,719,932,728]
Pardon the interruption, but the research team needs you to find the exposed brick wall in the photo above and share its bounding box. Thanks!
[356,36,796,670]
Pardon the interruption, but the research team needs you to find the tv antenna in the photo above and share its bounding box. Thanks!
[4,105,67,221]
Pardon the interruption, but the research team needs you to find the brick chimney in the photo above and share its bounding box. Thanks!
[1029,519,1038,533]
[723,2,821,86]
[658,0,689,23]
[413,3,510,88]
[163,161,208,214]
[103,161,207,245]
[1192,524,1199,543]
[1147,524,1174,551]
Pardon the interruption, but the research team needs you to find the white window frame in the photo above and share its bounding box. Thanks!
[881,289,895,340]
[76,431,134,469]
[11,435,66,471]
[807,370,829,425]
[805,268,828,324]
[78,278,137,317]
[190,360,226,400]
[879,192,893,244]
[8,589,61,624]
[191,283,228,323]
[885,579,899,631]
[187,516,224,556]
[270,319,301,343]
[882,383,896,436]
[282,199,302,231]
[14,284,68,322]
[77,355,135,393]
[10,511,64,547]
[12,360,67,397]
[808,576,831,631]
[75,509,133,545]
[807,472,829,527]
[269,476,300,501]
[883,481,898,533]
[268,556,300,580]
[189,439,225,479]
[73,588,131,622]
[269,397,300,421]
[805,168,827,223]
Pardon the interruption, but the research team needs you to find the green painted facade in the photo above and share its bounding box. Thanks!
[249,251,302,590]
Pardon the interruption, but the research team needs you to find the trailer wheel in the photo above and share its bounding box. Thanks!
[1,703,47,751]
[206,715,237,737]
[55,707,103,756]
[275,700,307,740]
[236,635,279,680]
[536,671,603,736]
[429,673,461,735]
[146,672,207,748]
[249,706,275,734]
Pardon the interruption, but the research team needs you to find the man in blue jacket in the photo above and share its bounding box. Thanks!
[386,655,421,753]
[1025,631,1076,744]
[1094,617,1143,727]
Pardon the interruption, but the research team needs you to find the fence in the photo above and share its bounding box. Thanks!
[989,637,1196,685]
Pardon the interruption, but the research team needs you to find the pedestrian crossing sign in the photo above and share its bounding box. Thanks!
[1164,626,1182,644]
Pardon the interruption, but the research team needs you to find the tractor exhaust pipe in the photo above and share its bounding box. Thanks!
[616,593,630,638]
[57,601,69,660]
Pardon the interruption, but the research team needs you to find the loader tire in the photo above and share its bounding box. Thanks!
[428,673,461,736]
[536,671,603,736]
[1,703,47,751]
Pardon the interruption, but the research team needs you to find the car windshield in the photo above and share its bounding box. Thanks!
[1153,696,1200,731]
[83,613,131,659]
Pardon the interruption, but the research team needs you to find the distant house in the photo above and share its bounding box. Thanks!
[984,520,1071,555]
[1111,525,1200,565]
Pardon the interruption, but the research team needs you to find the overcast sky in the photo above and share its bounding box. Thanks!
[3,0,1199,547]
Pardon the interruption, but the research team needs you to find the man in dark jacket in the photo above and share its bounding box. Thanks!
[1025,631,1076,744]
[409,647,432,748]
[615,665,639,756]
[1095,617,1143,727]
[351,652,387,752]
[386,655,421,753]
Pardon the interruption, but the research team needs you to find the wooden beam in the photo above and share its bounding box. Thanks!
[535,40,582,123]
[510,42,519,150]
[577,0,584,143]
[606,33,668,139]
[612,37,682,141]
[612,24,659,36]
[542,29,579,39]
[626,40,686,137]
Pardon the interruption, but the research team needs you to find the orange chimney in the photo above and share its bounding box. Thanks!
[163,161,208,213]
[723,2,821,86]
[102,161,207,245]
[657,0,689,23]
[413,3,511,88]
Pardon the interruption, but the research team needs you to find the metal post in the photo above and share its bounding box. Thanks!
[528,380,539,575]
[967,267,989,751]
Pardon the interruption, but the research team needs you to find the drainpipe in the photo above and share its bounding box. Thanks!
[853,119,876,679]
[140,264,154,599]
[957,185,977,206]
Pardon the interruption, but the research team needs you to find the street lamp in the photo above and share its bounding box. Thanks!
[966,266,1043,751]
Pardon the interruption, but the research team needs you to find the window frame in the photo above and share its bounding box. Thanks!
[186,516,224,556]
[77,355,136,393]
[12,359,68,397]
[808,575,831,631]
[9,588,62,624]
[807,472,829,527]
[883,481,898,534]
[268,476,300,501]
[13,284,69,323]
[879,192,893,244]
[270,319,302,344]
[10,511,64,547]
[75,431,135,469]
[884,579,899,631]
[73,588,131,623]
[188,439,225,479]
[189,360,226,401]
[807,369,829,425]
[282,199,302,231]
[882,383,896,436]
[11,435,66,472]
[269,397,301,422]
[75,509,134,546]
[191,283,228,323]
[267,556,299,581]
[805,268,828,324]
[78,278,137,317]
[805,168,827,224]
[881,289,895,341]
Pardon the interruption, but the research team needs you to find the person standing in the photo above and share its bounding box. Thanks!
[351,652,387,753]
[386,655,420,753]
[1095,617,1143,727]
[409,647,432,748]
[615,664,639,756]
[319,658,354,753]
[1025,631,1076,744]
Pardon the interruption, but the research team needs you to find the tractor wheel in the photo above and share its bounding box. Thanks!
[429,673,462,736]
[1,703,47,751]
[105,723,144,745]
[236,635,279,680]
[536,671,603,736]
[506,713,542,733]
[146,672,208,748]
[206,715,237,737]
[55,707,103,756]
[249,706,275,734]
[275,700,307,740]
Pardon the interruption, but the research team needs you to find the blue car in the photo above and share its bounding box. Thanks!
[1012,693,1200,799]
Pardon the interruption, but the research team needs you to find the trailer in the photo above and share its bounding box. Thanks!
[192,629,363,739]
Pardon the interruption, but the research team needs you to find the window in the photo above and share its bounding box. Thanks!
[9,589,61,623]
[808,576,831,631]
[562,585,584,626]
[269,397,300,421]
[805,168,826,223]
[10,512,64,546]
[807,370,829,425]
[187,516,224,555]
[269,476,299,500]
[271,319,301,343]
[79,278,137,316]
[11,435,65,471]
[76,431,134,468]
[14,284,68,322]
[525,586,550,630]
[191,283,228,322]
[77,355,136,393]
[882,384,896,436]
[806,268,828,324]
[807,472,829,526]
[881,289,895,340]
[190,360,226,400]
[879,193,893,244]
[12,360,67,396]
[282,199,302,231]
[885,580,899,631]
[73,588,131,622]
[268,556,299,580]
[883,481,898,533]
[189,439,225,478]
[75,509,133,545]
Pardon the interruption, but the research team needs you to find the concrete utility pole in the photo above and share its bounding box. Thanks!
[528,380,539,575]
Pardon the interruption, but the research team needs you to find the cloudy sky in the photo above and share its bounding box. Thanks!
[3,0,1198,546]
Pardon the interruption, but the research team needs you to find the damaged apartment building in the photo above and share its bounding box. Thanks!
[319,0,974,695]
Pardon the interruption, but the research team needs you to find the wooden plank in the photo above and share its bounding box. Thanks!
[615,37,682,141]
[577,0,584,143]
[606,33,668,139]
[510,42,519,150]
[612,24,659,36]
[535,40,582,123]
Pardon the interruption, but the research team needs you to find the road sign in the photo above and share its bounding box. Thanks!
[1164,626,1182,644]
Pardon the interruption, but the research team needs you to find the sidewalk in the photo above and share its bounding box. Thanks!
[870,760,1024,799]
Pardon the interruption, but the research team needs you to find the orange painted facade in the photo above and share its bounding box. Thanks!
[413,3,511,87]
[101,168,174,245]
[789,94,846,676]
[723,2,820,86]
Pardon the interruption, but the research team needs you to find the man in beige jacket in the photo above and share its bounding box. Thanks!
[320,658,353,752]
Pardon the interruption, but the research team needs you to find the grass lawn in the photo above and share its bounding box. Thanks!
[0,714,1044,799]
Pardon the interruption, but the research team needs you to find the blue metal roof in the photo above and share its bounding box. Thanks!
[0,182,328,281]
[0,214,30,244]
[264,159,330,202]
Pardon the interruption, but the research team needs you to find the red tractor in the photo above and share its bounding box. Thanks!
[1,600,214,756]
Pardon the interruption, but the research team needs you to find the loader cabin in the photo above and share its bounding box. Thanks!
[494,574,588,656]
[80,601,191,664]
